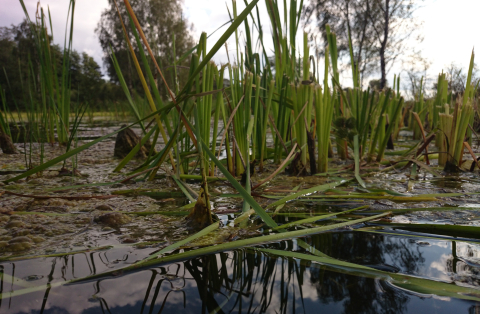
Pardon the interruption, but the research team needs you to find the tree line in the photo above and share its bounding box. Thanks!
[0,20,125,111]
[0,0,194,113]
[95,0,194,99]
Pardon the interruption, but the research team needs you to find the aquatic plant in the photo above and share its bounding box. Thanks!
[17,0,76,145]
[437,51,476,170]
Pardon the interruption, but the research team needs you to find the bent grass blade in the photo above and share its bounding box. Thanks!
[265,179,350,210]
[257,248,480,302]
[272,205,369,230]
[136,222,220,264]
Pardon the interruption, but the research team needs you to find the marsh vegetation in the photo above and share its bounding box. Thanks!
[1,0,480,313]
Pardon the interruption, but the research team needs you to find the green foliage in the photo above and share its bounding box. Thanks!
[6,3,480,308]
[96,0,194,99]
[0,20,123,112]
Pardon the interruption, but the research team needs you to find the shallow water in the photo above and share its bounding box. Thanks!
[3,123,480,313]
[2,231,480,313]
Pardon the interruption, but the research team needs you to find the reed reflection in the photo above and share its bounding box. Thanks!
[3,231,480,313]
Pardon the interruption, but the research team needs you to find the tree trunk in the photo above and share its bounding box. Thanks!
[380,45,387,89]
[380,0,390,89]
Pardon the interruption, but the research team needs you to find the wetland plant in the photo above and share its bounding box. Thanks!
[438,51,476,171]
[5,1,480,312]
[18,0,76,145]
[5,0,480,206]
[3,1,480,295]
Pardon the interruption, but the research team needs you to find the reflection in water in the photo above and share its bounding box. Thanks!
[428,177,464,190]
[1,232,480,313]
[310,268,409,314]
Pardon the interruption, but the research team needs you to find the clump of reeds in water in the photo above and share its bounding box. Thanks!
[438,51,476,171]
[438,101,474,171]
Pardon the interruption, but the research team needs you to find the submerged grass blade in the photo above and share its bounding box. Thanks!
[137,222,220,264]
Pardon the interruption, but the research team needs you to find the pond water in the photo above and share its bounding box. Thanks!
[2,230,480,313]
[2,121,480,313]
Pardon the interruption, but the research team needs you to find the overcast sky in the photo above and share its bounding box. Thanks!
[1,0,479,90]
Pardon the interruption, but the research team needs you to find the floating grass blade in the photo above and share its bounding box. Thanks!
[374,222,480,239]
[265,180,349,210]
[2,212,391,299]
[136,222,220,264]
[272,205,369,230]
[257,248,480,302]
